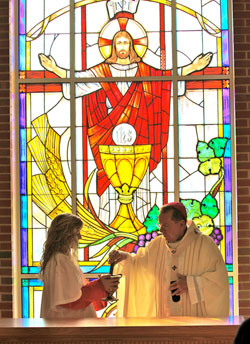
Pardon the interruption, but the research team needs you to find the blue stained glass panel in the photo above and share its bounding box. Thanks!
[21,279,43,318]
[20,129,27,162]
[224,124,231,139]
[80,266,110,274]
[29,267,40,274]
[22,286,29,318]
[19,35,26,71]
[225,140,231,158]
[225,192,232,226]
[29,279,43,287]
[221,0,229,30]
[226,265,233,272]
[20,196,28,228]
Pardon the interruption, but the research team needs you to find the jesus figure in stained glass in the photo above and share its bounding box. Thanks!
[39,27,212,196]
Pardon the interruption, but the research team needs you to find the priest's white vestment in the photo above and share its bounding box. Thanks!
[115,221,230,317]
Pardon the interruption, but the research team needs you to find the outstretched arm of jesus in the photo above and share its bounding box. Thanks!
[38,53,101,99]
[39,54,67,78]
[182,52,213,76]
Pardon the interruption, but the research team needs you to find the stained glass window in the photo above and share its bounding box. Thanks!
[13,0,236,317]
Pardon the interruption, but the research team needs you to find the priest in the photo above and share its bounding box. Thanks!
[109,202,230,317]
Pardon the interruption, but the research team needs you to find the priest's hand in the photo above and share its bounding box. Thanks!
[169,274,188,295]
[108,250,128,264]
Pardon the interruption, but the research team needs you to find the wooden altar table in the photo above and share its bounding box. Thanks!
[0,316,244,344]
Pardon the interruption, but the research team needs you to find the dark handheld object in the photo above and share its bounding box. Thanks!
[104,263,115,301]
[171,281,180,302]
[105,294,117,302]
[109,262,115,275]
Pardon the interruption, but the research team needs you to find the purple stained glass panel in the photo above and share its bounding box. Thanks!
[223,89,230,124]
[19,0,26,34]
[19,93,26,128]
[21,228,28,266]
[224,158,232,192]
[222,30,229,66]
[20,162,27,195]
[229,282,234,315]
[226,225,233,264]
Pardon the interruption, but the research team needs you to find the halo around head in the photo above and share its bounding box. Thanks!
[98,18,148,59]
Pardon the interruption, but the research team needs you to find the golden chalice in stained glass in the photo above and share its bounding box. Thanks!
[99,144,151,235]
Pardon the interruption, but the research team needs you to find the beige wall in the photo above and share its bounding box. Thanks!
[0,0,249,317]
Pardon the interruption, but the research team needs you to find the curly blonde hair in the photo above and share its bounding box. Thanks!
[40,213,83,276]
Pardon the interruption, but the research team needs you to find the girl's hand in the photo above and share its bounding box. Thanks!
[99,274,121,294]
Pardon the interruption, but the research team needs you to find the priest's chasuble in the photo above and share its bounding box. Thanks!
[115,221,230,318]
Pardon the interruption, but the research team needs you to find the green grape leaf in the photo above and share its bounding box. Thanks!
[181,199,201,219]
[197,141,215,162]
[201,194,219,218]
[208,138,228,158]
[144,205,160,233]
[198,158,222,176]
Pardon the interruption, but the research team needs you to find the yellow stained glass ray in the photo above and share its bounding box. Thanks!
[32,175,57,214]
[46,128,60,161]
[31,114,50,145]
[28,137,48,174]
